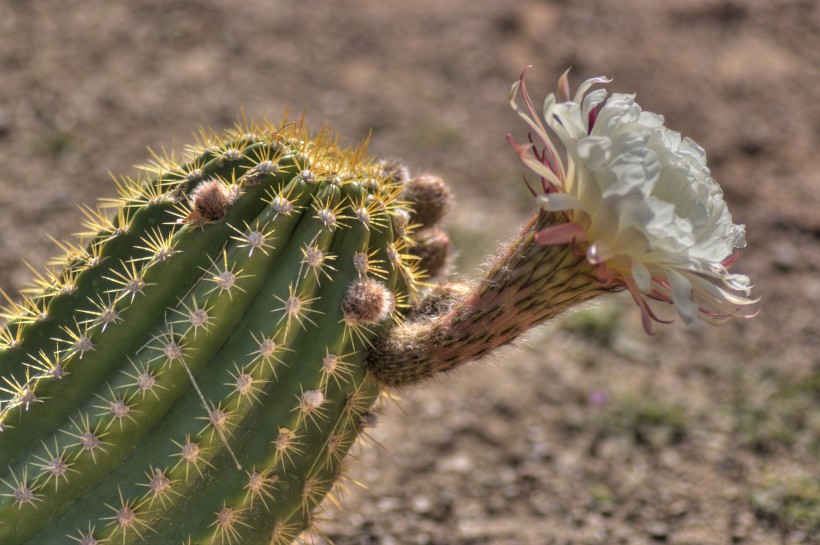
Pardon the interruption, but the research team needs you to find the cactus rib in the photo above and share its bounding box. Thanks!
[0,117,412,544]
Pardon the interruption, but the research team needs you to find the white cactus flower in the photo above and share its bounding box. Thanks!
[508,68,758,332]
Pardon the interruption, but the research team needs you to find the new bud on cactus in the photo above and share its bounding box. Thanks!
[185,179,237,225]
[0,69,756,544]
[402,174,451,228]
[343,280,395,326]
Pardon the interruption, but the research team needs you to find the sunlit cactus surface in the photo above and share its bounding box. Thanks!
[0,117,427,545]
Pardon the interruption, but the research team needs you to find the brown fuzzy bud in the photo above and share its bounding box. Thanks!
[403,175,452,228]
[342,279,394,325]
[183,179,235,225]
[409,227,451,278]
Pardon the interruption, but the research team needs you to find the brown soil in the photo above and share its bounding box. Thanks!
[1,0,818,544]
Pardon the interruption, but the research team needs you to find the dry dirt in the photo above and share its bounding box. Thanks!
[0,0,818,544]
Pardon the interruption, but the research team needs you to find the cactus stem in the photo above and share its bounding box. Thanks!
[0,114,415,542]
[368,212,616,387]
[180,352,243,471]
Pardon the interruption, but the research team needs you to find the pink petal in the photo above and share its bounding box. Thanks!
[534,223,588,246]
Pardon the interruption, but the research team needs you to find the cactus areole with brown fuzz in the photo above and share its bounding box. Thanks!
[0,70,756,544]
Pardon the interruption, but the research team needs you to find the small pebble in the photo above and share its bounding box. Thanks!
[647,522,670,540]
[412,495,433,514]
[772,243,800,271]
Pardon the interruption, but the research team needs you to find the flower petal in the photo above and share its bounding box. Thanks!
[509,69,756,329]
[537,194,585,213]
[631,259,652,292]
[534,223,588,246]
[667,269,697,324]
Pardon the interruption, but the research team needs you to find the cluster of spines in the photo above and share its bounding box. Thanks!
[0,115,421,544]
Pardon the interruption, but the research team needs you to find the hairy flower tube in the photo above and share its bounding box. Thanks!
[507,68,758,332]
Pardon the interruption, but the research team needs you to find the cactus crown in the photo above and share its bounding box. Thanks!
[0,114,423,544]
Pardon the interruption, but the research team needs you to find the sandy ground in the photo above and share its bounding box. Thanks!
[0,0,818,543]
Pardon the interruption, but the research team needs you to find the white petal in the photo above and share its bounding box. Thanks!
[574,76,611,104]
[577,136,611,169]
[581,88,608,125]
[667,269,697,324]
[520,151,563,189]
[609,227,650,257]
[511,70,754,328]
[537,193,585,212]
[631,259,652,292]
[602,147,661,199]
[549,102,589,141]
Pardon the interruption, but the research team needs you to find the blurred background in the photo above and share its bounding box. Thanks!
[0,0,818,543]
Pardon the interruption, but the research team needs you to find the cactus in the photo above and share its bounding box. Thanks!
[0,116,421,544]
[0,70,756,544]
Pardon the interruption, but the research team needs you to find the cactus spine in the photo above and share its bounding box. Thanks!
[0,118,423,544]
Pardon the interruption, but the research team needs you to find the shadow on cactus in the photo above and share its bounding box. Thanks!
[0,69,757,544]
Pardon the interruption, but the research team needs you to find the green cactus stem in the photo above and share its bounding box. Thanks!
[0,117,424,544]
[0,114,618,545]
